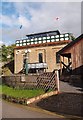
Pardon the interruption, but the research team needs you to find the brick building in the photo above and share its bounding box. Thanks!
[57,34,83,76]
[14,30,74,74]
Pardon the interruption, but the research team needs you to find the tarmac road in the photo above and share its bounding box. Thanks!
[2,100,65,119]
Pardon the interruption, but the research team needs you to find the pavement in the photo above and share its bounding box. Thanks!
[59,81,83,94]
[35,81,83,118]
[2,100,66,119]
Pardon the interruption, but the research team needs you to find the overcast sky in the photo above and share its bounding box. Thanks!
[0,1,81,45]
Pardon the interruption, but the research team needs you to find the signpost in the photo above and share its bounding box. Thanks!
[24,49,31,75]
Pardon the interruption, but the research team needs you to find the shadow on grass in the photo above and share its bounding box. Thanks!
[37,92,83,117]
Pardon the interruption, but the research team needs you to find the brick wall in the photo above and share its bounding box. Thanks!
[14,44,67,74]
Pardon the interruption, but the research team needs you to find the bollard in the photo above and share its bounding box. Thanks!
[56,70,60,92]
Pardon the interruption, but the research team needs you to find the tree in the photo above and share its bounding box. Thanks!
[2,45,8,62]
[7,44,15,61]
[1,44,15,62]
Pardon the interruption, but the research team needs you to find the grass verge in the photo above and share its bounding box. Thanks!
[2,85,45,99]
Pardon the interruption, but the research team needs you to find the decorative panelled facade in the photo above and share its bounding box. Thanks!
[16,33,72,47]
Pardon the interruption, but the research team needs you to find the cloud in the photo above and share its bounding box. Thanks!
[0,14,18,28]
[18,15,30,28]
[2,0,82,2]
[1,2,81,45]
[0,14,13,27]
[0,41,4,45]
[25,2,81,36]
[0,14,30,29]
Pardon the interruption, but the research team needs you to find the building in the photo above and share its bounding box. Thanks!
[14,30,74,74]
[57,34,83,77]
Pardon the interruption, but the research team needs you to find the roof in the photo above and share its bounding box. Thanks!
[57,34,83,55]
[26,30,60,38]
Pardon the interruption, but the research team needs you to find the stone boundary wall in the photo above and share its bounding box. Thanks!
[2,75,40,89]
[2,70,59,91]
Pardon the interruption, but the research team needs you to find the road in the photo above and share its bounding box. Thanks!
[2,100,65,119]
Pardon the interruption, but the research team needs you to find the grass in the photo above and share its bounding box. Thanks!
[2,85,45,99]
[0,85,2,94]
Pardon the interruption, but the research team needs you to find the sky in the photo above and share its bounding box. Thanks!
[0,1,82,45]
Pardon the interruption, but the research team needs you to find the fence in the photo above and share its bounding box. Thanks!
[2,70,59,91]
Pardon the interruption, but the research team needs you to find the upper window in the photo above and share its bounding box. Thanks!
[39,53,43,63]
[56,53,60,63]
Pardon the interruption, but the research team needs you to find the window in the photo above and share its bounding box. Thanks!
[39,53,43,63]
[56,53,60,63]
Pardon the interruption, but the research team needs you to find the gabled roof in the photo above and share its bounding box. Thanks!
[57,34,83,55]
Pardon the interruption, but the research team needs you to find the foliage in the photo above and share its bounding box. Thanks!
[71,35,75,41]
[2,67,12,76]
[2,85,44,98]
[1,44,15,62]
